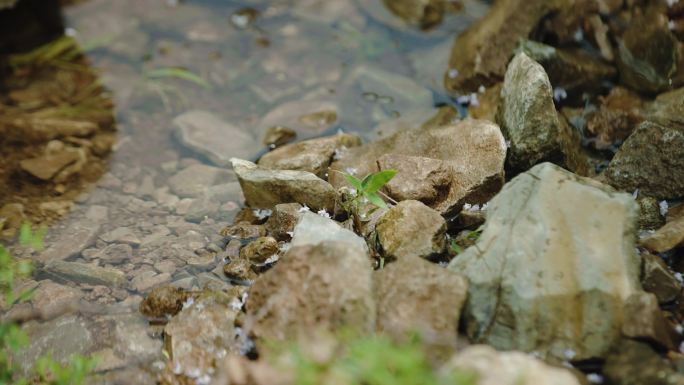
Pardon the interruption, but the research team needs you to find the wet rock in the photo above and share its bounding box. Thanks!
[223,258,257,285]
[374,257,468,356]
[622,292,674,350]
[239,236,279,264]
[330,119,506,216]
[258,99,339,139]
[31,280,82,316]
[640,214,684,253]
[164,294,240,381]
[139,286,190,318]
[642,251,681,304]
[90,243,132,265]
[100,226,141,246]
[291,212,368,254]
[449,163,641,361]
[497,52,583,172]
[647,86,684,130]
[376,200,446,261]
[638,197,666,230]
[245,241,374,344]
[183,197,220,223]
[603,340,684,385]
[0,203,25,237]
[131,271,172,293]
[37,222,101,263]
[258,133,361,178]
[604,121,684,200]
[231,158,337,212]
[220,223,266,239]
[168,164,235,199]
[616,8,684,94]
[262,125,296,148]
[518,39,616,101]
[586,86,645,150]
[377,154,451,204]
[444,0,562,93]
[381,0,445,30]
[173,110,260,166]
[441,345,581,385]
[19,149,81,181]
[264,203,302,241]
[43,260,126,288]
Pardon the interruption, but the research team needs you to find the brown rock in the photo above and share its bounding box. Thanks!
[262,125,296,148]
[31,280,82,316]
[245,241,375,344]
[330,120,506,216]
[258,133,362,179]
[641,251,681,304]
[622,292,674,350]
[223,258,257,284]
[376,200,447,261]
[377,154,451,204]
[444,0,563,93]
[264,203,302,241]
[586,87,645,150]
[374,257,468,357]
[220,223,266,239]
[20,150,81,181]
[239,236,279,264]
[139,286,190,318]
[640,215,684,253]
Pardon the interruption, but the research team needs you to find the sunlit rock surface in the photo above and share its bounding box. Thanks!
[330,119,506,216]
[449,162,641,361]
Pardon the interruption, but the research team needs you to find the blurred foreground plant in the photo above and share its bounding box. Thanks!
[0,224,97,385]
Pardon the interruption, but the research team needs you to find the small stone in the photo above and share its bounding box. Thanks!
[90,243,132,265]
[100,226,141,246]
[640,214,684,253]
[603,340,684,385]
[441,345,581,385]
[85,205,109,222]
[381,0,446,30]
[377,154,451,204]
[139,286,190,318]
[642,251,681,304]
[43,260,126,287]
[220,223,266,239]
[262,126,296,148]
[131,271,172,293]
[638,197,666,230]
[604,121,684,200]
[622,292,675,350]
[20,150,80,181]
[37,222,101,263]
[223,259,257,285]
[173,110,260,166]
[232,158,337,212]
[168,164,235,199]
[0,203,25,236]
[239,237,279,264]
[376,200,446,261]
[291,212,368,255]
[264,203,302,241]
[32,280,82,315]
[184,197,219,223]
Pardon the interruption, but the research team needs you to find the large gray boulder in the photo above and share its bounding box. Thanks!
[449,162,641,361]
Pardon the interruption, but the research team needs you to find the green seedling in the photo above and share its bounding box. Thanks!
[342,170,397,209]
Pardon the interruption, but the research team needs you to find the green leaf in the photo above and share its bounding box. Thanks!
[363,170,397,194]
[145,67,211,89]
[343,173,363,191]
[365,192,387,209]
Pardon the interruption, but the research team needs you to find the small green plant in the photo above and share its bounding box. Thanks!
[342,170,397,209]
[0,224,97,385]
[277,331,477,385]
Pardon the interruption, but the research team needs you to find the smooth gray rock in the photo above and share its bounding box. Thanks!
[232,158,337,212]
[168,164,235,199]
[449,162,641,361]
[291,212,368,255]
[43,260,126,287]
[173,110,260,166]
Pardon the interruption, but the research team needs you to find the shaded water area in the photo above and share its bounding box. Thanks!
[1,0,490,381]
